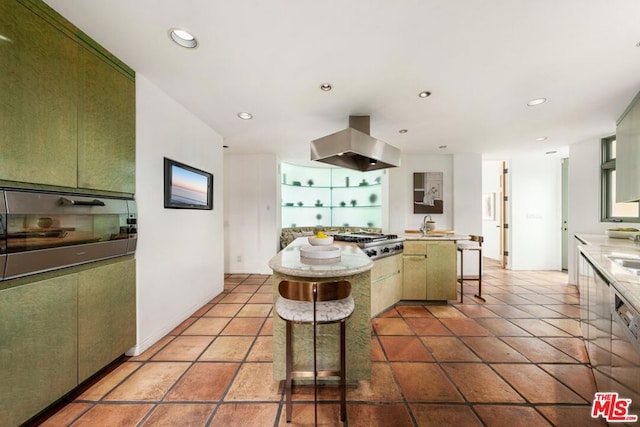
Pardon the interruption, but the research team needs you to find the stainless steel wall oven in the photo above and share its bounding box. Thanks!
[0,189,137,281]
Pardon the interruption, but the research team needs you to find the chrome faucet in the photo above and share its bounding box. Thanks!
[420,215,432,236]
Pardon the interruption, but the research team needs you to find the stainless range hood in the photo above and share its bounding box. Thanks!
[310,116,400,171]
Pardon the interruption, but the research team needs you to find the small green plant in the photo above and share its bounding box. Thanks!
[350,199,357,207]
[307,179,314,186]
[340,201,346,207]
[297,201,303,206]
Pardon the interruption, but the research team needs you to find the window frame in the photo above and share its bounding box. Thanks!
[601,135,640,223]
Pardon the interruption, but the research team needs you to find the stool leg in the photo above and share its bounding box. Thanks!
[285,322,293,423]
[474,249,486,302]
[313,321,318,427]
[340,320,347,421]
[459,250,464,303]
[285,321,293,422]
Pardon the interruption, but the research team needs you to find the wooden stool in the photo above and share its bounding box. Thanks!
[457,235,486,303]
[275,280,354,425]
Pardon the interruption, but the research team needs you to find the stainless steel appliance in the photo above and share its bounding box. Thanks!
[0,189,137,280]
[611,288,640,410]
[332,232,404,260]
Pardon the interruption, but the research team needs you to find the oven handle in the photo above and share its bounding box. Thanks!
[59,197,106,207]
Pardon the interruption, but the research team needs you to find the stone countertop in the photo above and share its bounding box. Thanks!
[268,237,373,278]
[576,233,640,312]
[400,233,470,241]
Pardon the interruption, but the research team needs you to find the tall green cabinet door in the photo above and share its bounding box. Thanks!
[0,275,78,426]
[77,47,135,194]
[0,0,78,187]
[426,241,457,300]
[77,258,136,382]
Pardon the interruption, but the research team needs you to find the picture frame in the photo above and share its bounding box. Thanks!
[482,193,495,220]
[164,157,214,210]
[413,172,443,214]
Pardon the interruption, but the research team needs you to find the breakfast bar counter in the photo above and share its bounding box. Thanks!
[268,237,373,382]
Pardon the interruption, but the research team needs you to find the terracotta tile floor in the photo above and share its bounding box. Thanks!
[37,261,609,426]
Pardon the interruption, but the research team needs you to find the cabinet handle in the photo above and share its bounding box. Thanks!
[59,197,106,207]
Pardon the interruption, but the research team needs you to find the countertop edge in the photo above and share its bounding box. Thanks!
[268,238,373,278]
[575,233,640,312]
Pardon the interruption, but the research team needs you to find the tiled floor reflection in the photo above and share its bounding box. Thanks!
[38,261,608,426]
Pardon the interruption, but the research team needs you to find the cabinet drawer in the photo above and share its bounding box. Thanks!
[372,254,402,281]
[403,241,427,255]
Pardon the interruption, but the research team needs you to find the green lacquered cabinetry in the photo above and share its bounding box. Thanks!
[77,48,135,194]
[402,240,457,301]
[0,256,135,425]
[0,0,135,195]
[371,254,403,316]
[78,258,136,382]
[0,0,79,188]
[0,275,78,427]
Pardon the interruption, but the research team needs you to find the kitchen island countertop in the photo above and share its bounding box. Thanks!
[268,237,373,278]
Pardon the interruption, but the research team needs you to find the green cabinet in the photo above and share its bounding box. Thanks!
[0,256,135,425]
[402,240,457,301]
[0,275,78,427]
[0,0,135,195]
[371,254,403,316]
[0,0,79,188]
[78,258,136,381]
[616,90,640,203]
[77,48,136,194]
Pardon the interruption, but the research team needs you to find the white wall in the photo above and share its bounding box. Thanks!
[131,75,224,355]
[509,156,562,270]
[224,153,279,274]
[453,153,483,276]
[388,154,454,233]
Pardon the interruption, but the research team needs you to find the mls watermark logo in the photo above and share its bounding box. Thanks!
[591,392,638,423]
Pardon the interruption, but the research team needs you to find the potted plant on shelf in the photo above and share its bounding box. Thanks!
[307,179,314,187]
[340,201,346,207]
[350,199,357,207]
[315,199,323,207]
[369,193,378,205]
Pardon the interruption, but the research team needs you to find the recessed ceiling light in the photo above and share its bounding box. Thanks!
[320,83,332,91]
[223,145,229,148]
[439,145,447,149]
[369,158,377,165]
[169,28,198,49]
[237,112,253,120]
[399,129,408,134]
[545,150,557,155]
[418,91,432,98]
[527,98,547,106]
[535,136,548,141]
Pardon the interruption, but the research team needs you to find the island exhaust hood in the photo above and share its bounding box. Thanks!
[310,116,400,171]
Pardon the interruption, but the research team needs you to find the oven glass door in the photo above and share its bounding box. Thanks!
[5,192,131,253]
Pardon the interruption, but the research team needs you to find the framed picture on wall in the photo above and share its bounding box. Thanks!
[482,193,495,220]
[413,172,443,214]
[164,157,214,210]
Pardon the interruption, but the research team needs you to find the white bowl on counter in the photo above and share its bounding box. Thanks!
[308,236,334,246]
[300,245,340,259]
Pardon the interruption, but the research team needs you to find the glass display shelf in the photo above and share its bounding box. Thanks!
[281,162,383,227]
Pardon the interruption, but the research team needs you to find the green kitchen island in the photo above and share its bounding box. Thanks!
[268,237,373,382]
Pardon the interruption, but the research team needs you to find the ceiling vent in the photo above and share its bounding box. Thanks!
[310,116,401,171]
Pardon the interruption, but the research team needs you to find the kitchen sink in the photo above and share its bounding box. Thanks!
[608,256,640,275]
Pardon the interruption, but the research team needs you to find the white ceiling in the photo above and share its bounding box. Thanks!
[44,0,640,163]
